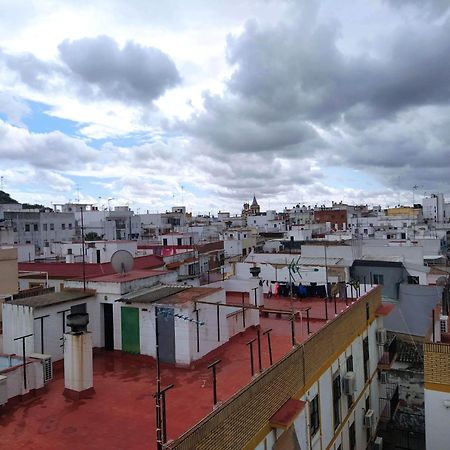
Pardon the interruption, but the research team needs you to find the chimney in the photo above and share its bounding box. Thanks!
[63,313,95,400]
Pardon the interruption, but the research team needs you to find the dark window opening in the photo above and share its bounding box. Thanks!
[332,373,341,429]
[310,394,320,436]
[363,336,369,382]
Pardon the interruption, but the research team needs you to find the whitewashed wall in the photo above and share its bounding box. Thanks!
[254,316,383,450]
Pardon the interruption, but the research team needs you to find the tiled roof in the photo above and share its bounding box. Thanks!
[8,289,95,308]
[18,255,165,279]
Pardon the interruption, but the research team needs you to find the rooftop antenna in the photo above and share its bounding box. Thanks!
[181,185,184,205]
[76,184,81,203]
[0,175,4,191]
[111,250,134,276]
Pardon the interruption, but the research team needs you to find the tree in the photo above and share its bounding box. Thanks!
[84,232,102,241]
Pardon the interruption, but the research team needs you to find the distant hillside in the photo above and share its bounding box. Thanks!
[0,190,19,204]
[0,191,49,211]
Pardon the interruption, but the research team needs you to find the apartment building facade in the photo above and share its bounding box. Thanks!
[171,287,391,450]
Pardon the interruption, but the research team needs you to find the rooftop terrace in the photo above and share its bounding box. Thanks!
[1,285,379,449]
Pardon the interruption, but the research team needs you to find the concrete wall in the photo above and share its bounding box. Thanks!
[425,388,450,450]
[351,264,406,299]
[1,358,44,401]
[113,289,248,365]
[0,247,18,296]
[384,284,443,336]
[2,296,99,361]
[254,317,382,450]
[235,262,328,289]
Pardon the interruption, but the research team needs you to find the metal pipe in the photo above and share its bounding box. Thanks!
[241,295,246,328]
[155,308,162,450]
[246,338,256,377]
[290,315,296,346]
[263,329,273,366]
[432,308,435,343]
[256,327,262,372]
[194,308,200,353]
[251,287,258,307]
[207,360,221,406]
[14,333,33,390]
[80,206,86,291]
[216,304,220,342]
[33,314,50,354]
[305,308,311,334]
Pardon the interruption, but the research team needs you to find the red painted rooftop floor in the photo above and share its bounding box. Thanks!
[0,294,361,449]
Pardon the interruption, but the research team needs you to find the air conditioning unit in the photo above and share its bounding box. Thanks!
[376,328,387,345]
[379,371,388,384]
[374,436,383,450]
[29,353,53,384]
[364,409,375,428]
[342,371,356,395]
[440,315,448,333]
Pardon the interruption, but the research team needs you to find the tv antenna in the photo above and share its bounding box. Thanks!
[111,250,134,276]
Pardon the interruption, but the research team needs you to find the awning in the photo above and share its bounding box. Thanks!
[269,398,306,429]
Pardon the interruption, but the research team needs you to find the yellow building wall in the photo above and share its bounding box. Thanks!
[0,247,19,296]
[385,207,420,218]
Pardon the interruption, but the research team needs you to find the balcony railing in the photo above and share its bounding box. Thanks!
[379,383,399,421]
[379,335,397,367]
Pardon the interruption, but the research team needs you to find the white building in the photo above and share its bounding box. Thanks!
[423,193,445,223]
[223,229,257,258]
[2,290,98,361]
[424,306,450,450]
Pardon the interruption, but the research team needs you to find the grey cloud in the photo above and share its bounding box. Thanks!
[58,36,180,104]
[384,0,450,17]
[185,10,450,196]
[0,49,58,89]
[0,119,98,170]
[0,36,180,105]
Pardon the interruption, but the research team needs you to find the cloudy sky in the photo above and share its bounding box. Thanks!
[0,0,449,214]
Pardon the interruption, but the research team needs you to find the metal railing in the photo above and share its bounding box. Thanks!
[379,383,399,421]
[379,335,397,366]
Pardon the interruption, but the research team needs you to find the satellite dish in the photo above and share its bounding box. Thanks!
[111,250,134,275]
[436,276,448,287]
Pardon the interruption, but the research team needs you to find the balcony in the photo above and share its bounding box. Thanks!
[379,383,400,422]
[378,335,397,369]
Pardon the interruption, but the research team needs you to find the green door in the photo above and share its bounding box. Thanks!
[121,307,140,354]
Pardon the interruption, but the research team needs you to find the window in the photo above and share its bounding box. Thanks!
[43,223,48,231]
[62,223,66,230]
[34,223,38,231]
[162,238,168,246]
[177,238,182,246]
[363,337,369,382]
[310,395,320,436]
[365,395,371,443]
[373,274,384,285]
[50,223,54,231]
[68,223,72,229]
[349,422,356,450]
[332,373,341,429]
[408,276,419,284]
[25,224,30,232]
[346,355,354,407]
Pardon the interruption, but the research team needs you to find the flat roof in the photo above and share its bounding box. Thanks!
[2,286,378,448]
[118,285,222,305]
[8,290,95,308]
[119,285,189,303]
[18,255,165,279]
[82,269,171,283]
